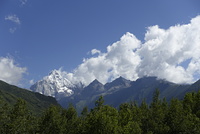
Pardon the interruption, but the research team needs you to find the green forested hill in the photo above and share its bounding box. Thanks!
[0,80,60,115]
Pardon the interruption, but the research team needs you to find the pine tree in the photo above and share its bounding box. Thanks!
[8,98,36,134]
[148,89,169,133]
[85,96,119,134]
[61,103,79,134]
[38,105,63,134]
[0,98,11,133]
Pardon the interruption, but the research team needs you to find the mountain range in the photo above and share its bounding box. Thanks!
[30,70,200,112]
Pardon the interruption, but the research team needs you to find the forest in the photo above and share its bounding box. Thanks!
[0,89,200,134]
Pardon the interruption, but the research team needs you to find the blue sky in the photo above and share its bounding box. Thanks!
[1,0,200,87]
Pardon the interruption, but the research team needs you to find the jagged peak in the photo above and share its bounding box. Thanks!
[89,79,103,86]
[30,69,77,99]
[104,76,131,90]
[83,79,105,93]
[115,76,129,82]
[48,69,61,76]
[108,76,131,84]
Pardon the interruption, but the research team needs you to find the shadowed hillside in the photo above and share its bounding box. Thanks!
[0,80,60,115]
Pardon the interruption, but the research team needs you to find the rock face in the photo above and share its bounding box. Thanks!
[30,70,76,99]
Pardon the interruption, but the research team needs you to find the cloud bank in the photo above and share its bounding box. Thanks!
[0,57,27,85]
[59,15,200,85]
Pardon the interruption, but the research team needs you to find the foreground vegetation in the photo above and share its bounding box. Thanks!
[0,89,200,134]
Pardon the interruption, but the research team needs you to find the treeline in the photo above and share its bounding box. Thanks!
[0,89,200,134]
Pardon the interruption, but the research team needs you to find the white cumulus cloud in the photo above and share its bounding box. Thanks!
[138,16,200,83]
[0,57,27,85]
[56,15,200,86]
[64,32,142,85]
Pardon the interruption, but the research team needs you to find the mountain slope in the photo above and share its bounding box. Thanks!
[0,80,60,115]
[178,79,200,98]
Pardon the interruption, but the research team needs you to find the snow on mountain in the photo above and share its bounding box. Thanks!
[30,69,79,100]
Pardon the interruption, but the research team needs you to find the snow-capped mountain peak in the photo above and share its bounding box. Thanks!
[30,69,75,99]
